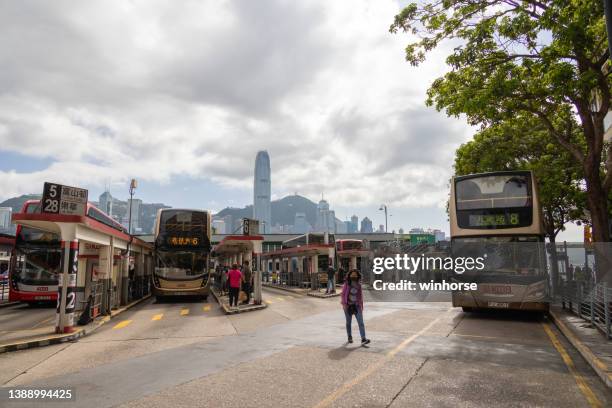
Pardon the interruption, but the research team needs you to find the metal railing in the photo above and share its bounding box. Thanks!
[561,281,612,339]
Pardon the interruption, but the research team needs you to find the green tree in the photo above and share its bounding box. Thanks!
[391,0,611,244]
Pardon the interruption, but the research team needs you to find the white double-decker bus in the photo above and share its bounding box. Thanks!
[449,171,549,312]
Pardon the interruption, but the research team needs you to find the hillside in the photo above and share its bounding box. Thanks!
[215,194,318,227]
[0,194,41,212]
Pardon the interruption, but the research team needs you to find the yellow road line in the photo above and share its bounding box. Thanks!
[265,299,273,304]
[541,323,602,408]
[152,314,163,321]
[203,305,211,312]
[180,308,189,316]
[112,320,132,329]
[275,297,285,301]
[31,316,55,329]
[312,309,450,408]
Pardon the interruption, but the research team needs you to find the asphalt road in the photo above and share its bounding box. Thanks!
[0,287,610,407]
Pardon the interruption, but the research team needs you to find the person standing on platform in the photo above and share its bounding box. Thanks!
[341,269,370,345]
[241,260,253,304]
[227,264,242,310]
[326,263,336,294]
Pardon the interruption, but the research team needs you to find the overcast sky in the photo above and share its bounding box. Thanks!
[0,0,582,240]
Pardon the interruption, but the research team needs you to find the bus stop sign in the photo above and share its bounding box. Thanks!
[42,182,88,216]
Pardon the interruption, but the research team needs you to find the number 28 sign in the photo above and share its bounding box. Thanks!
[42,182,88,216]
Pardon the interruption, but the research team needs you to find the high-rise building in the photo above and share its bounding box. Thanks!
[253,151,271,233]
[293,212,310,234]
[315,199,336,233]
[344,220,352,233]
[98,191,113,216]
[335,219,347,233]
[127,198,142,233]
[360,217,373,233]
[0,207,12,230]
[349,215,359,233]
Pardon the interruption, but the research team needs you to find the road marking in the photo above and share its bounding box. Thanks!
[275,297,285,301]
[203,305,211,312]
[31,316,55,329]
[113,320,132,329]
[180,308,189,316]
[542,322,602,408]
[152,314,163,321]
[312,309,451,408]
[265,299,273,304]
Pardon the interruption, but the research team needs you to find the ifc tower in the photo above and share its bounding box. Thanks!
[253,151,271,233]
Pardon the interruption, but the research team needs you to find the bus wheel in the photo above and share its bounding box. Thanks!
[201,295,208,302]
[155,296,163,303]
[462,307,474,313]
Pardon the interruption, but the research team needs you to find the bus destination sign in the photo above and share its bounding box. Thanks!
[468,213,520,228]
[42,182,88,216]
[166,236,200,246]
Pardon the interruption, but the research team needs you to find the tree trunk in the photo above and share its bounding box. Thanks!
[584,169,610,243]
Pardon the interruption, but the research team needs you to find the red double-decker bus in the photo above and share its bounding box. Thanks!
[9,200,125,304]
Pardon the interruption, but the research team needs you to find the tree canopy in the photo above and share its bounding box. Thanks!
[391,0,611,242]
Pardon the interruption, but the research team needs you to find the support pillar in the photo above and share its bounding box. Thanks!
[56,240,78,333]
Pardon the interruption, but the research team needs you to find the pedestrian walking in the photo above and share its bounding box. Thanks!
[341,269,370,345]
[326,263,336,294]
[227,264,242,310]
[241,260,253,304]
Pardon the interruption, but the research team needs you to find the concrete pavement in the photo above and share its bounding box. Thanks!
[0,289,610,407]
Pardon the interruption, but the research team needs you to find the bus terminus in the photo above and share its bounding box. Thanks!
[449,171,549,312]
[9,200,126,304]
[152,209,212,301]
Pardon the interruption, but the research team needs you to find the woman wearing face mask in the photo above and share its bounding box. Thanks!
[341,269,370,345]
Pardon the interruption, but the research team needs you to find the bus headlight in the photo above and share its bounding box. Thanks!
[524,281,547,301]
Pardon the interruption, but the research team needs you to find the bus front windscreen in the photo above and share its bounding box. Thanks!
[15,246,62,285]
[452,236,546,277]
[455,174,533,229]
[155,250,207,280]
[14,226,61,286]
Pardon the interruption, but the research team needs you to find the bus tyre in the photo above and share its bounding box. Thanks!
[155,296,162,303]
[462,307,474,313]
[201,295,208,302]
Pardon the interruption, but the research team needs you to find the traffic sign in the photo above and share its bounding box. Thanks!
[42,182,88,216]
[243,218,259,235]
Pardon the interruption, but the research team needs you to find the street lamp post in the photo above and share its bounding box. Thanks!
[127,179,137,239]
[379,204,388,233]
[124,179,137,305]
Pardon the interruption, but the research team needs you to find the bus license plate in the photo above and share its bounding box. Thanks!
[488,302,509,308]
[35,296,52,300]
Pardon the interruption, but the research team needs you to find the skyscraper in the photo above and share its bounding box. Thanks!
[0,207,12,231]
[98,191,113,216]
[253,151,271,233]
[315,199,336,233]
[349,215,359,233]
[360,217,373,233]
